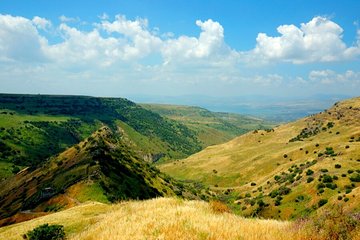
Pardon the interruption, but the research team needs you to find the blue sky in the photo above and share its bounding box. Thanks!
[1,0,360,102]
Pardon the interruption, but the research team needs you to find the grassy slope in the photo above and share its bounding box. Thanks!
[0,94,202,179]
[0,126,208,224]
[160,97,360,219]
[141,103,274,147]
[0,198,300,240]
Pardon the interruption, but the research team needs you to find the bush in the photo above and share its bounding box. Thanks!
[278,186,291,195]
[335,164,341,169]
[348,170,354,174]
[307,177,314,183]
[306,169,314,175]
[26,224,65,240]
[250,182,256,186]
[322,174,333,183]
[318,199,328,207]
[350,174,360,182]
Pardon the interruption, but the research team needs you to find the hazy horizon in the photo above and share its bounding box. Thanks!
[1,0,360,103]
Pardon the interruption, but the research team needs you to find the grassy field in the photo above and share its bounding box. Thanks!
[141,103,274,147]
[160,97,360,219]
[0,198,303,240]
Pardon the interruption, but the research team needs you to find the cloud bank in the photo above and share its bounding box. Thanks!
[0,14,359,96]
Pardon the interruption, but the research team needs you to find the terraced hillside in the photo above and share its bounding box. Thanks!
[141,103,274,147]
[160,97,360,219]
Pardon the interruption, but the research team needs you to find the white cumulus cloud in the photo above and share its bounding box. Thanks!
[0,14,48,63]
[32,16,52,30]
[162,19,235,65]
[249,16,360,64]
[100,15,162,60]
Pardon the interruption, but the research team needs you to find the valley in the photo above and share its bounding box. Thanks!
[0,94,359,239]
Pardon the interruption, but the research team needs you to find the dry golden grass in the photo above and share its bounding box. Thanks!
[0,202,111,240]
[73,198,298,240]
[160,97,360,189]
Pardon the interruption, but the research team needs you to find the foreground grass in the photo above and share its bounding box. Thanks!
[0,198,300,240]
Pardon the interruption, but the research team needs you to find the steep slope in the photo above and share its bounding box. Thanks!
[0,94,201,179]
[0,127,204,225]
[141,103,274,147]
[160,97,360,219]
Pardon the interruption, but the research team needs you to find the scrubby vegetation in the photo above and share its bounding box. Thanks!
[25,224,65,240]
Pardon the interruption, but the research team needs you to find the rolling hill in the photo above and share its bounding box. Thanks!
[160,97,360,219]
[0,126,206,226]
[0,94,203,180]
[141,103,274,147]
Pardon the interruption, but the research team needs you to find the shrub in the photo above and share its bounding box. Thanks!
[320,169,328,173]
[250,182,256,186]
[11,165,20,174]
[318,199,328,207]
[283,154,288,158]
[26,224,65,240]
[306,169,314,175]
[335,164,341,169]
[322,174,333,183]
[274,196,282,206]
[337,196,342,200]
[269,190,279,198]
[295,195,305,202]
[325,183,337,190]
[278,186,291,195]
[274,175,282,182]
[307,177,314,183]
[344,197,350,202]
[349,174,360,182]
[348,170,354,174]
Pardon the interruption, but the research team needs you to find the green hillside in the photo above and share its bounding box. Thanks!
[0,127,206,225]
[141,103,274,147]
[0,94,202,179]
[160,97,360,219]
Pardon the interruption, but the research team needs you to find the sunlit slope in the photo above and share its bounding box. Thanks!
[0,198,297,240]
[160,97,360,186]
[0,127,198,223]
[160,97,360,218]
[0,94,202,179]
[141,103,274,147]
